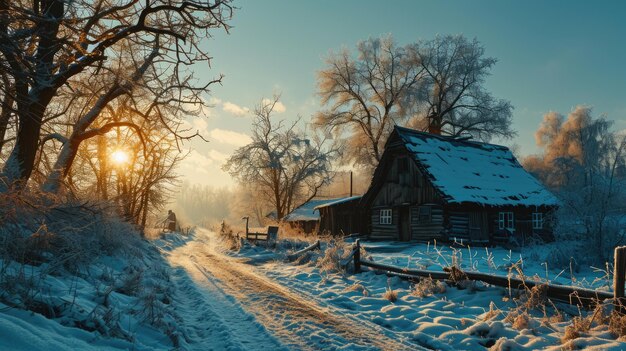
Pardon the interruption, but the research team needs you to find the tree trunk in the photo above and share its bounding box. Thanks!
[0,73,14,155]
[3,103,47,185]
[1,0,64,187]
[97,135,108,199]
[41,137,80,192]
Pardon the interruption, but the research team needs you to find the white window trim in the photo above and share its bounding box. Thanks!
[532,212,544,230]
[498,212,515,231]
[380,209,392,225]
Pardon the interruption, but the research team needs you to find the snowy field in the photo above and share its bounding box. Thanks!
[362,240,613,292]
[2,228,625,350]
[226,234,626,350]
[0,233,187,351]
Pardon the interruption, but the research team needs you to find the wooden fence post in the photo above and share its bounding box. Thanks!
[614,246,626,314]
[354,239,361,273]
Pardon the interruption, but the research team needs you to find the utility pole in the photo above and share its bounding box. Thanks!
[350,171,353,197]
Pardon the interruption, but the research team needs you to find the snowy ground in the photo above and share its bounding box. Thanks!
[3,228,625,350]
[362,240,613,292]
[226,234,626,350]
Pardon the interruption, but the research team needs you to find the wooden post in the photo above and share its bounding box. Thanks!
[614,246,626,314]
[242,216,249,237]
[354,239,361,273]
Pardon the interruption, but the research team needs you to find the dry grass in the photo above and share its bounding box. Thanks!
[277,223,317,243]
[512,312,531,330]
[345,283,369,296]
[383,288,398,302]
[412,276,447,298]
[316,237,362,275]
[609,310,626,339]
[483,301,501,321]
[382,278,398,302]
[562,316,591,344]
[317,243,345,274]
[521,284,548,310]
[217,221,242,251]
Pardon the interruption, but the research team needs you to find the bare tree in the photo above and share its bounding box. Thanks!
[54,98,186,230]
[409,35,514,140]
[224,97,340,220]
[315,36,423,170]
[0,0,232,187]
[315,35,514,171]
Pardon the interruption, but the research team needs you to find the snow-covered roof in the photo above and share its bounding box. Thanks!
[313,196,362,210]
[283,198,354,222]
[395,127,559,207]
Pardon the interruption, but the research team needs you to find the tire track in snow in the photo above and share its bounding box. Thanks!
[183,230,425,351]
[167,244,286,351]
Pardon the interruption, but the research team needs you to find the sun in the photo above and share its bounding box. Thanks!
[111,150,129,165]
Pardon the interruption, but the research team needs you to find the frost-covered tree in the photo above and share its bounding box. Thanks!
[409,35,514,140]
[224,97,340,220]
[315,34,513,171]
[315,36,423,171]
[525,106,626,261]
[0,0,232,188]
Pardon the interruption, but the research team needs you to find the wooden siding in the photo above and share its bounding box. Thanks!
[317,199,365,236]
[410,205,445,241]
[370,208,399,239]
[371,154,441,208]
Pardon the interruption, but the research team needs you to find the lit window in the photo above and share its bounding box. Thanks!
[380,209,392,225]
[498,212,514,231]
[532,212,543,229]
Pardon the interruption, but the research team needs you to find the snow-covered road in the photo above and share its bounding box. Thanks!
[165,229,424,351]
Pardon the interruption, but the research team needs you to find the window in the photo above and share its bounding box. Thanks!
[418,206,432,223]
[380,209,392,225]
[498,212,515,231]
[532,212,543,229]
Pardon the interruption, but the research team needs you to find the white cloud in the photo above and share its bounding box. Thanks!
[262,98,287,113]
[179,150,214,175]
[209,128,252,147]
[191,118,209,134]
[208,149,229,163]
[223,101,250,116]
[208,96,222,105]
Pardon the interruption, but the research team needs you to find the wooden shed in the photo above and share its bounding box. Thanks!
[361,126,559,244]
[283,198,355,234]
[315,196,363,236]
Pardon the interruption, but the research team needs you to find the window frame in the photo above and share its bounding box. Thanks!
[418,206,432,223]
[532,212,543,230]
[380,209,392,225]
[498,212,515,231]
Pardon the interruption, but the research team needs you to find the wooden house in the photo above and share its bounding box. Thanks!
[361,126,559,244]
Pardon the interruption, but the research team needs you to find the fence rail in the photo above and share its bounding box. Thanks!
[351,239,621,308]
[287,240,321,261]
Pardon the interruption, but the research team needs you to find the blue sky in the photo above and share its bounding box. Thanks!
[180,0,626,187]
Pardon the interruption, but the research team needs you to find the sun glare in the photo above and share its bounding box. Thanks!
[111,150,129,165]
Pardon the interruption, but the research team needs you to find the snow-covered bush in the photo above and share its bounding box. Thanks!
[316,238,365,275]
[412,276,447,298]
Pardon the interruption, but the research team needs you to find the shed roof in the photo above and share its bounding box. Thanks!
[394,126,559,207]
[313,195,362,210]
[283,197,356,222]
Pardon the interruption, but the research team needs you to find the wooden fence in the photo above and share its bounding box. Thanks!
[350,239,624,308]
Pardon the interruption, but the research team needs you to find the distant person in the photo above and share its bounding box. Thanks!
[167,210,177,232]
